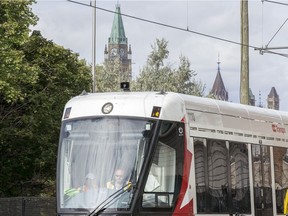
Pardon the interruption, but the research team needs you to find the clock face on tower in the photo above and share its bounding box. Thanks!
[120,48,125,57]
[110,48,117,56]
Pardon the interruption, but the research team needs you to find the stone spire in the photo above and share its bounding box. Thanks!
[105,4,132,81]
[210,57,228,101]
[267,87,279,110]
[109,4,127,45]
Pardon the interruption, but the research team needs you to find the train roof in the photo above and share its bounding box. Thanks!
[180,93,288,124]
[63,91,288,124]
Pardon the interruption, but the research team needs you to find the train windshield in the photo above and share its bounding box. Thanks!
[57,117,156,213]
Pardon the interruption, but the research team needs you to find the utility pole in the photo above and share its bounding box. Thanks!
[240,0,249,104]
[91,0,96,92]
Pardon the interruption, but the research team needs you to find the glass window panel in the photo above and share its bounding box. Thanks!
[207,139,228,213]
[142,142,176,208]
[273,147,288,213]
[262,146,272,209]
[252,144,273,215]
[194,138,206,213]
[229,142,251,213]
[142,121,184,209]
[59,117,155,210]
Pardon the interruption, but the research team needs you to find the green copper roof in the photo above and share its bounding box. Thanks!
[109,4,127,45]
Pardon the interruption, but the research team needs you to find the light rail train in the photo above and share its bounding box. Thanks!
[57,90,288,216]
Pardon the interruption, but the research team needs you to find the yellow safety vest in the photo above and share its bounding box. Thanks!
[284,189,288,214]
[106,181,131,190]
[106,181,116,189]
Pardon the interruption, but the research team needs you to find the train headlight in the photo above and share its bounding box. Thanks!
[102,102,113,114]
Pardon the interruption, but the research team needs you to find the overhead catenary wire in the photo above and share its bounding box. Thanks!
[67,0,288,58]
[67,0,258,49]
[266,17,288,47]
[263,0,288,6]
[257,0,288,55]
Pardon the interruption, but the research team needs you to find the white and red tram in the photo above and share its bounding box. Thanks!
[57,91,288,216]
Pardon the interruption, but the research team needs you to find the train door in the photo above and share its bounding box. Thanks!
[252,145,273,216]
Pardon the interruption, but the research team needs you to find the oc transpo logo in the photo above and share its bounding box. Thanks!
[272,124,286,134]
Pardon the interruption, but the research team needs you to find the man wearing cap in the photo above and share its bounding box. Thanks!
[82,173,98,192]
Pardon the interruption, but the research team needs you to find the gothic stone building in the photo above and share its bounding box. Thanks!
[104,4,132,81]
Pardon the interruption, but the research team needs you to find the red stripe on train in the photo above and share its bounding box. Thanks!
[173,117,194,215]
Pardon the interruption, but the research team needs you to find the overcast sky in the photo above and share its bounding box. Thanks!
[31,0,288,110]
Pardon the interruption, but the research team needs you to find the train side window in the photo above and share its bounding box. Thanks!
[194,138,206,212]
[195,138,230,213]
[207,139,229,213]
[229,142,251,213]
[273,146,288,214]
[194,138,251,214]
[252,145,273,215]
[142,142,176,208]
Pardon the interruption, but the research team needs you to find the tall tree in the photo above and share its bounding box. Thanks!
[133,39,173,91]
[133,38,205,96]
[0,29,91,196]
[0,0,38,197]
[173,55,205,96]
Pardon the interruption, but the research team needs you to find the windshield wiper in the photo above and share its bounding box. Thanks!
[88,182,133,216]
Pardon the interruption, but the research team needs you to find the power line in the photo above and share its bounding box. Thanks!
[68,0,288,57]
[263,0,288,6]
[67,0,257,49]
[266,18,288,47]
[258,0,288,56]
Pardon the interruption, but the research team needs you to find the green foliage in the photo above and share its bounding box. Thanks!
[173,55,205,96]
[0,29,91,197]
[0,0,38,103]
[132,38,205,96]
[0,0,91,197]
[96,58,122,92]
[96,56,132,92]
[147,38,169,70]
